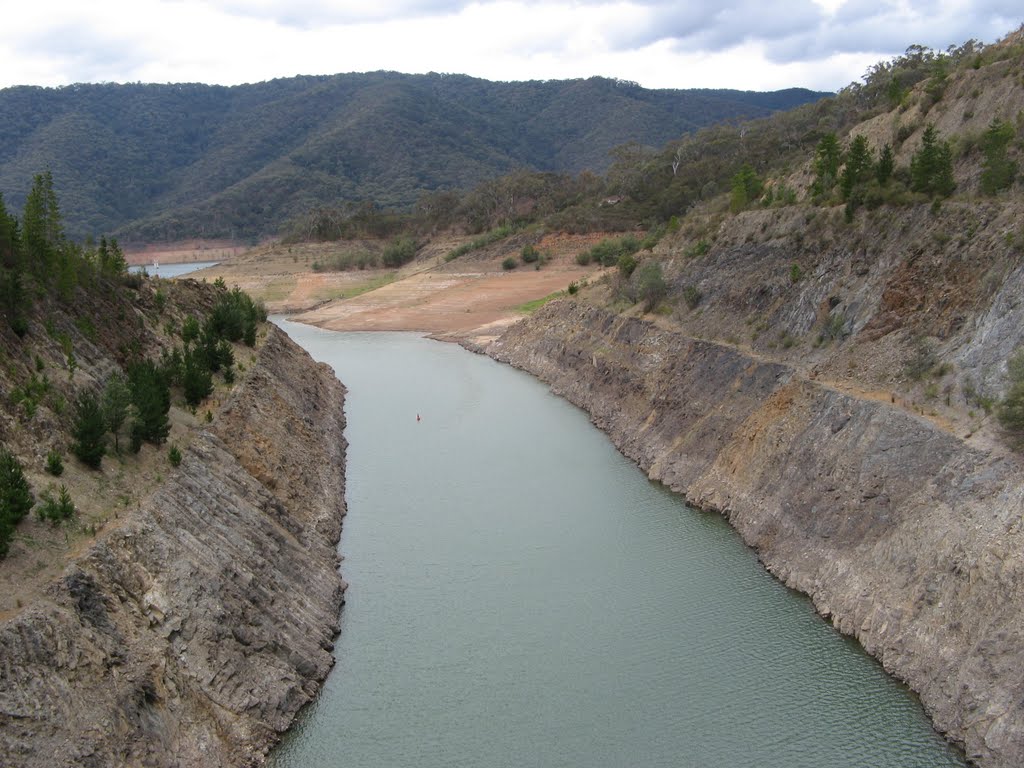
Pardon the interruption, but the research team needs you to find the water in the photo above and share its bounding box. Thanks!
[271,322,965,768]
[129,260,218,278]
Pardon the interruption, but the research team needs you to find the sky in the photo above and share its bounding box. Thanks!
[0,1,1020,93]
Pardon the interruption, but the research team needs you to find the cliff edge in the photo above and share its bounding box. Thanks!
[0,325,348,767]
[487,302,1023,767]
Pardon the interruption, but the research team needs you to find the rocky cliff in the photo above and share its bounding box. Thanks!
[0,325,347,767]
[486,301,1024,767]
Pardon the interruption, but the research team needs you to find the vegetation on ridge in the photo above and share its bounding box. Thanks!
[0,174,266,559]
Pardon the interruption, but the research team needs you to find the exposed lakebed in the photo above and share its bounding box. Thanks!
[271,323,964,768]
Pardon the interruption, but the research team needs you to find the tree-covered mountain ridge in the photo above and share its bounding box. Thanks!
[0,72,827,242]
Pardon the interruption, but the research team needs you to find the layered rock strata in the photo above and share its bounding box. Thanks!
[0,327,347,767]
[487,303,1024,768]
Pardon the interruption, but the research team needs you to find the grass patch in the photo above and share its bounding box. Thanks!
[335,272,398,300]
[516,291,564,314]
[257,277,297,303]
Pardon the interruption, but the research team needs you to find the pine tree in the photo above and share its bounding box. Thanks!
[877,143,895,185]
[72,391,107,469]
[0,447,34,557]
[980,119,1018,195]
[729,164,763,212]
[128,360,171,445]
[22,171,64,281]
[910,124,955,198]
[102,373,132,453]
[840,135,875,200]
[812,133,843,195]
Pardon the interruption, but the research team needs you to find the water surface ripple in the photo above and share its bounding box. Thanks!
[271,325,964,768]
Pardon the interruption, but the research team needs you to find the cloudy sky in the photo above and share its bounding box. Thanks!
[0,1,1020,92]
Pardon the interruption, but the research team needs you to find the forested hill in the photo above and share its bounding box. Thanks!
[0,72,827,241]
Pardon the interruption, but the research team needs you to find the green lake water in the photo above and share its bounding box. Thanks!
[271,322,965,768]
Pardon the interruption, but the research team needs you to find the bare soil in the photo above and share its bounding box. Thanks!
[192,233,612,343]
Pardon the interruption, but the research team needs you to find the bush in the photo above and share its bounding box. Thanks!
[633,262,667,312]
[617,253,638,278]
[46,450,64,476]
[37,485,74,525]
[682,285,702,309]
[501,256,517,270]
[521,244,540,263]
[380,237,419,268]
[168,445,183,467]
[905,338,939,380]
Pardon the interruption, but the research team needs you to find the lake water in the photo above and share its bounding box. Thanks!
[129,260,218,278]
[271,322,965,768]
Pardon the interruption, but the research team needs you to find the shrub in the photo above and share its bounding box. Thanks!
[168,445,183,467]
[521,244,539,263]
[381,237,419,268]
[181,316,201,343]
[46,450,64,477]
[682,285,702,310]
[617,253,638,278]
[789,263,803,283]
[37,485,74,525]
[633,262,667,312]
[905,338,939,380]
[501,256,517,270]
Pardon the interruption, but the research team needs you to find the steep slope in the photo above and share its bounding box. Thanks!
[471,31,1024,768]
[0,324,348,766]
[0,74,827,240]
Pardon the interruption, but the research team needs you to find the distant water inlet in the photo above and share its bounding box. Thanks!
[128,260,218,278]
[271,323,965,768]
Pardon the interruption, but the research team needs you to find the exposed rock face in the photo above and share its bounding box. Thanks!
[0,327,347,767]
[487,303,1024,768]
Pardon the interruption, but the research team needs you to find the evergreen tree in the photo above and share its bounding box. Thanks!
[182,345,213,407]
[910,124,955,198]
[128,359,171,445]
[0,268,30,336]
[71,390,107,469]
[729,164,763,212]
[812,133,843,195]
[877,143,895,185]
[980,119,1018,195]
[0,193,20,269]
[22,171,64,280]
[102,373,132,453]
[840,135,875,200]
[0,447,34,558]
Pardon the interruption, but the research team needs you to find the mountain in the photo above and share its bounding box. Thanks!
[0,73,828,241]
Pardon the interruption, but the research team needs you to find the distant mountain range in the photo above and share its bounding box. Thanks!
[0,73,828,241]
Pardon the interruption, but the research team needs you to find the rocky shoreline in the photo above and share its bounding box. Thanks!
[0,326,348,767]
[480,302,1024,768]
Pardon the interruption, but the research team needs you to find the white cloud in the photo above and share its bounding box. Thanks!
[0,0,1020,91]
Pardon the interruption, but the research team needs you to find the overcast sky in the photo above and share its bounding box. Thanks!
[0,1,1020,93]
